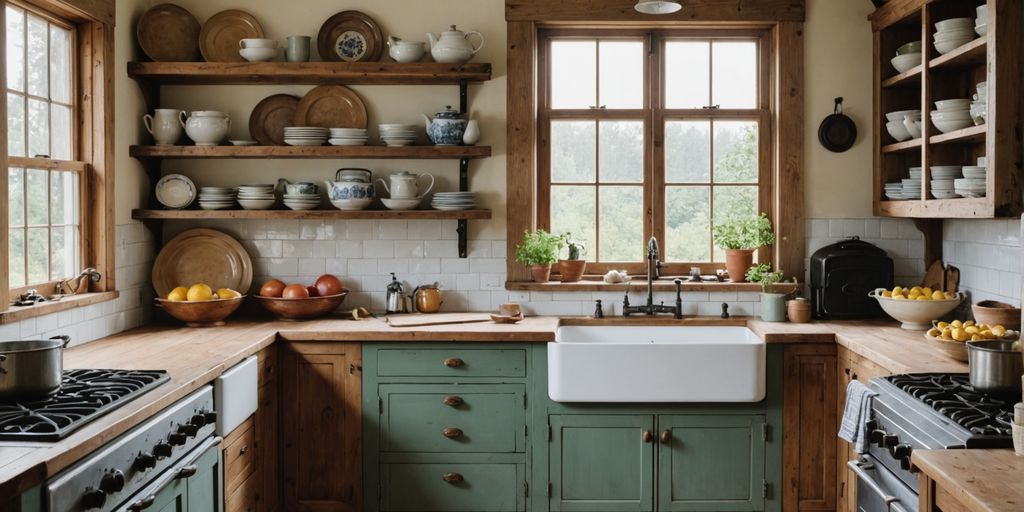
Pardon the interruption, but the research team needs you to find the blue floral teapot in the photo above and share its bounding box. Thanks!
[422,106,467,146]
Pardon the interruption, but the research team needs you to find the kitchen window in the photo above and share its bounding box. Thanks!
[537,29,771,275]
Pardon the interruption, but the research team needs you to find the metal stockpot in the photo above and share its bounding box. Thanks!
[0,335,71,399]
[966,340,1023,395]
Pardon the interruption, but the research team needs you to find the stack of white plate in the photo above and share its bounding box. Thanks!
[198,186,236,210]
[235,184,275,210]
[954,165,987,198]
[931,99,973,133]
[431,191,476,211]
[975,5,988,36]
[284,127,328,146]
[901,177,921,200]
[970,81,987,126]
[283,192,321,210]
[884,182,904,200]
[329,128,368,146]
[933,17,977,55]
[379,124,418,147]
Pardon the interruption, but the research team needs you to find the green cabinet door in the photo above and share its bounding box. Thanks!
[657,415,766,512]
[149,476,189,512]
[549,415,655,512]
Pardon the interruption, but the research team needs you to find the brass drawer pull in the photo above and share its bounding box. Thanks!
[442,396,464,407]
[239,445,248,456]
[443,357,464,368]
[660,429,672,444]
[443,427,464,438]
[442,472,464,484]
[642,430,653,443]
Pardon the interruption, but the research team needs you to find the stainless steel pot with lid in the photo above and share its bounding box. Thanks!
[966,339,1023,395]
[0,335,71,399]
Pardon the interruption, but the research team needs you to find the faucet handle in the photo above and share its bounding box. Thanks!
[594,299,604,319]
[721,302,730,319]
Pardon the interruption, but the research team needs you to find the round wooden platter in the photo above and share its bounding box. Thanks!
[199,9,265,63]
[316,10,383,62]
[249,94,300,146]
[152,228,253,298]
[293,85,368,129]
[137,4,202,62]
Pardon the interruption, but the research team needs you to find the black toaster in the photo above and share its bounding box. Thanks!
[809,237,894,319]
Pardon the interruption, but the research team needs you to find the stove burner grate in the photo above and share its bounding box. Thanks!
[886,373,1014,437]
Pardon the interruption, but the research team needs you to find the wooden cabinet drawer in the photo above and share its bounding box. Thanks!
[223,417,256,497]
[226,469,260,512]
[380,384,526,453]
[376,348,526,378]
[380,463,525,512]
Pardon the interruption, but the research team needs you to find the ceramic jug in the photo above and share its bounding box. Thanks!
[413,283,443,314]
[462,120,481,145]
[376,171,434,199]
[425,25,483,64]
[387,36,426,63]
[143,109,184,146]
[180,111,230,146]
[422,106,467,146]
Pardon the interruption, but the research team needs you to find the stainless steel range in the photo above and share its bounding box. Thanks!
[851,373,1014,512]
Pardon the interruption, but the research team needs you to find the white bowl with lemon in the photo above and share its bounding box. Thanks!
[868,286,964,330]
[924,319,1017,362]
[156,283,245,327]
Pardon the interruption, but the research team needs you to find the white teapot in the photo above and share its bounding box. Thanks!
[376,171,434,200]
[426,25,483,64]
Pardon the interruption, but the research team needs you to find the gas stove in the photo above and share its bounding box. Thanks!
[0,369,169,441]
[886,373,1014,438]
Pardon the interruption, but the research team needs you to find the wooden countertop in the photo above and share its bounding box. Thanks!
[913,449,1024,512]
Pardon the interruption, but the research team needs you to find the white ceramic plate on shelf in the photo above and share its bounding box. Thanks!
[156,174,197,209]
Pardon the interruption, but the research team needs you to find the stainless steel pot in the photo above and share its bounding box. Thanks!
[0,335,70,399]
[966,339,1023,395]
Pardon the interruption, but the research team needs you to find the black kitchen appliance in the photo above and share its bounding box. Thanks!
[809,237,893,319]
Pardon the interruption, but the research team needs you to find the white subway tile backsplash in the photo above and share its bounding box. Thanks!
[375,220,408,240]
[363,240,395,258]
[943,219,1021,308]
[395,240,425,258]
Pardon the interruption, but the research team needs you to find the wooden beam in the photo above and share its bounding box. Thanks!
[25,0,113,26]
[913,219,943,269]
[81,21,115,292]
[506,0,805,23]
[505,21,539,283]
[773,22,805,281]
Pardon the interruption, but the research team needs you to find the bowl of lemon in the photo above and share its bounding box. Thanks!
[924,320,1018,362]
[868,286,963,330]
[156,283,245,327]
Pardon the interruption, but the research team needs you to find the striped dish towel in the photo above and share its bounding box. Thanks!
[838,379,878,454]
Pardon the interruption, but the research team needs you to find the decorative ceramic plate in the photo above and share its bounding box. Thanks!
[137,4,202,62]
[152,228,253,297]
[199,9,264,62]
[293,85,368,129]
[316,11,383,62]
[249,94,300,146]
[154,174,197,209]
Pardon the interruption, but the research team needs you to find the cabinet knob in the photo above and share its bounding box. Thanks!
[443,357,464,368]
[642,430,653,443]
[239,445,249,456]
[442,472,464,484]
[442,427,464,438]
[442,396,464,407]
[660,429,672,444]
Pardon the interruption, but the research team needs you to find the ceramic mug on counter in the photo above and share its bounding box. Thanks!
[143,109,184,146]
[286,35,311,62]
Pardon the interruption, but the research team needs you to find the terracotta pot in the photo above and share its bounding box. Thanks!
[725,249,755,282]
[558,259,587,282]
[787,298,812,323]
[531,264,552,283]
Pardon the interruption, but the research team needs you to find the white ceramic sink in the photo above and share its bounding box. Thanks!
[549,326,766,403]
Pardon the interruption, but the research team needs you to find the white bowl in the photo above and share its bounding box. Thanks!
[903,118,922,138]
[932,118,974,133]
[975,23,987,37]
[885,109,921,122]
[935,38,974,55]
[935,17,975,31]
[869,289,964,330]
[238,199,275,210]
[891,52,922,73]
[932,191,960,199]
[931,180,954,190]
[886,121,912,141]
[935,99,971,110]
[330,198,373,211]
[381,197,422,210]
[962,166,986,179]
[931,111,972,122]
[934,28,978,41]
[896,41,922,55]
[240,38,277,49]
[389,41,426,63]
[240,47,278,62]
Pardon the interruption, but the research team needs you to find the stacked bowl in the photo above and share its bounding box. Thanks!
[284,127,328,146]
[198,187,236,210]
[890,40,922,74]
[933,17,977,55]
[975,5,988,36]
[431,192,476,211]
[970,82,987,126]
[931,99,973,133]
[329,128,368,146]
[237,184,276,210]
[379,124,418,147]
[885,109,921,142]
[955,165,987,198]
[930,166,962,199]
[283,189,321,210]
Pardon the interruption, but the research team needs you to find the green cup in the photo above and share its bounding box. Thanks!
[286,35,311,62]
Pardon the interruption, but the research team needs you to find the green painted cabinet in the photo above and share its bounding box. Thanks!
[380,463,526,512]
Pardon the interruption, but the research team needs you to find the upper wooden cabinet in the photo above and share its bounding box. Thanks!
[872,0,1022,218]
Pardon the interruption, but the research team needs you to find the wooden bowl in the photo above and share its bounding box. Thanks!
[255,291,348,320]
[156,296,246,327]
[972,300,1021,330]
[922,332,969,362]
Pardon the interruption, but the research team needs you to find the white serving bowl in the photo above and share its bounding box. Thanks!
[891,52,922,73]
[886,121,912,141]
[330,197,373,211]
[931,111,972,122]
[869,289,964,330]
[896,41,922,55]
[962,166,986,179]
[240,47,278,62]
[238,199,275,210]
[932,191,960,199]
[903,118,923,138]
[934,28,978,41]
[381,197,421,210]
[935,38,974,55]
[885,109,921,122]
[931,180,954,190]
[932,118,974,133]
[935,99,971,110]
[240,38,277,49]
[935,17,974,31]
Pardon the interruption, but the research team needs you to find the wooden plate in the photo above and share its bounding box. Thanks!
[316,11,383,62]
[249,94,300,146]
[152,228,253,297]
[137,4,201,62]
[199,9,264,62]
[293,85,367,129]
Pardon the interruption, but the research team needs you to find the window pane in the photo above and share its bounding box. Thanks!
[551,186,596,262]
[26,14,48,98]
[599,187,643,262]
[666,186,711,262]
[551,121,596,183]
[712,186,758,261]
[8,94,25,157]
[51,225,77,280]
[599,41,643,109]
[9,168,24,226]
[27,168,48,225]
[599,121,643,183]
[666,120,710,183]
[6,6,25,92]
[27,227,48,284]
[49,25,71,104]
[28,98,49,157]
[714,121,759,183]
[712,41,757,108]
[51,170,78,225]
[9,229,25,287]
[551,41,596,109]
[51,104,72,160]
[665,41,709,109]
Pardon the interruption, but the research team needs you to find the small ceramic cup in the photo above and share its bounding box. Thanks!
[285,182,318,195]
[286,35,312,62]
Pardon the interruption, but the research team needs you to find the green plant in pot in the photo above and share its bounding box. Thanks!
[558,233,587,283]
[515,229,562,283]
[746,263,788,322]
[712,213,776,282]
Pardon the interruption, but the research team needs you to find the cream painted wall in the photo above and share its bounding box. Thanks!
[115,1,151,223]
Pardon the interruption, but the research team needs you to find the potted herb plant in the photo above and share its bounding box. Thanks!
[746,263,787,322]
[712,213,777,282]
[515,229,562,282]
[558,233,587,282]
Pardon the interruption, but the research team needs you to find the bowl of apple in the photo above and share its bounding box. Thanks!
[255,274,348,320]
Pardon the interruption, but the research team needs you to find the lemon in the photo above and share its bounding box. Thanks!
[992,325,1007,337]
[892,294,907,300]
[186,283,214,302]
[216,288,241,299]
[964,320,975,327]
[892,286,904,297]
[927,328,941,337]
[882,290,893,298]
[908,291,921,300]
[167,286,189,301]
[952,328,968,342]
[943,292,956,299]
[915,295,929,301]
[965,326,980,334]
[937,321,950,329]
[941,329,953,340]
[910,286,922,295]
[922,287,933,297]
[971,334,982,341]
[951,320,963,328]
[931,291,945,300]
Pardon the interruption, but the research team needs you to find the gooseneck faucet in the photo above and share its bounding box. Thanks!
[622,237,684,318]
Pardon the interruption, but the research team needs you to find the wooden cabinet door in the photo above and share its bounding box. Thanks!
[783,344,838,512]
[281,342,362,512]
[256,345,279,512]
[657,415,766,511]
[548,414,655,512]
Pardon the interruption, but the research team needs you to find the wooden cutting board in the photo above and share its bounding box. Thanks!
[385,313,493,328]
[922,260,945,290]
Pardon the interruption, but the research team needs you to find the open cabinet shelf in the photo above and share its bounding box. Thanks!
[132,209,492,220]
[129,145,492,160]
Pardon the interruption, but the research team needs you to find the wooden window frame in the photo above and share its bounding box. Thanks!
[0,0,115,319]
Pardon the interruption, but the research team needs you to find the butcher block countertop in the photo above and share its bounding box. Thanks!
[0,314,969,497]
[913,449,1024,512]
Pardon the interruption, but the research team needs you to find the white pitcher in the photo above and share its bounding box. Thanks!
[376,171,434,199]
[143,109,184,146]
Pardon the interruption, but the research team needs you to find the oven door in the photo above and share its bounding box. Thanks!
[115,436,222,512]
[848,456,918,512]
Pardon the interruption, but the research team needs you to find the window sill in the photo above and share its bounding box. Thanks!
[0,291,119,325]
[505,280,801,293]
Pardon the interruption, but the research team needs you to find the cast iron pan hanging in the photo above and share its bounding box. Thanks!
[818,97,857,153]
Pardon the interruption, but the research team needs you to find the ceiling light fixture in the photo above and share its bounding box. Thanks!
[634,0,682,15]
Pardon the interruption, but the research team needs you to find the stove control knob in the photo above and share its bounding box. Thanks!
[135,452,157,471]
[890,443,912,460]
[154,442,173,458]
[869,429,886,446]
[882,434,899,449]
[82,489,106,509]
[177,423,199,437]
[203,411,218,424]
[168,432,187,446]
[189,414,207,427]
[99,470,125,494]
[865,420,878,432]
[900,456,914,471]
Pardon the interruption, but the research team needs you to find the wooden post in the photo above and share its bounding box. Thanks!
[505,21,539,283]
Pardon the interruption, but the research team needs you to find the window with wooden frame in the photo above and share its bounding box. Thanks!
[537,29,772,276]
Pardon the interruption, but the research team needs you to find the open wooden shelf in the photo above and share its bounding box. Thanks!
[129,145,492,160]
[127,61,492,86]
[132,209,492,220]
[929,124,986,145]
[929,37,987,70]
[877,197,991,218]
[881,65,922,88]
[881,137,923,153]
